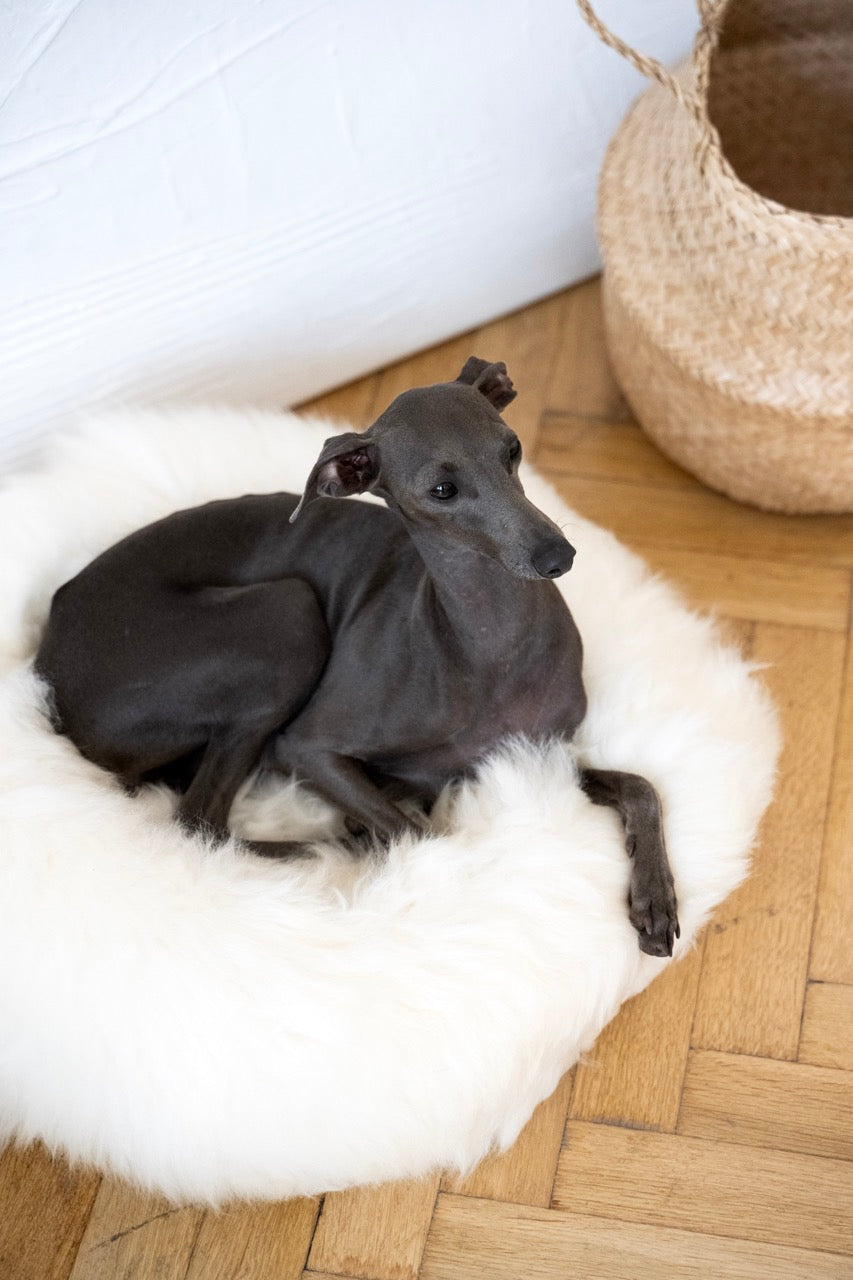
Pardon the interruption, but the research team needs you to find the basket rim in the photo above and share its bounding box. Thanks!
[596,71,853,419]
[610,60,853,243]
[694,53,853,232]
[581,0,853,232]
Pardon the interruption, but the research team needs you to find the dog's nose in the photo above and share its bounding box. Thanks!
[532,538,575,579]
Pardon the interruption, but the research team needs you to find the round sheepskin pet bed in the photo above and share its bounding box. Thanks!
[0,408,780,1203]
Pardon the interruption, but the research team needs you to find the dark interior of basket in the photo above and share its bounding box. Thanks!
[708,0,853,216]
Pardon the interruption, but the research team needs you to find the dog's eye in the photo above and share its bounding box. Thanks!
[507,439,522,468]
[429,481,458,501]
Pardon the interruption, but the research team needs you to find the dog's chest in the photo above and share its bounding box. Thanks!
[372,622,586,786]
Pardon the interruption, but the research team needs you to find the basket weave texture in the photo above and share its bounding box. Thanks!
[580,0,853,514]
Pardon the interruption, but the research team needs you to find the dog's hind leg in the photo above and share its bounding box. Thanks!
[178,727,278,837]
[578,766,679,958]
[173,576,331,843]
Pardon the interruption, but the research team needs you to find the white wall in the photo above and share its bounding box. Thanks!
[0,0,697,471]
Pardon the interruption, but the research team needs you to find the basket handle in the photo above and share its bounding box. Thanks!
[576,0,725,129]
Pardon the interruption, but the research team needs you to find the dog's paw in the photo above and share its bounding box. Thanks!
[628,862,680,958]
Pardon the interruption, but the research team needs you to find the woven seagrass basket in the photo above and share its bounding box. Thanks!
[579,0,853,514]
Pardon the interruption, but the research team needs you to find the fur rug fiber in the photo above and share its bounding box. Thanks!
[0,408,780,1203]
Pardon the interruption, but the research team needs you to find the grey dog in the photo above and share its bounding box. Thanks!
[36,358,679,955]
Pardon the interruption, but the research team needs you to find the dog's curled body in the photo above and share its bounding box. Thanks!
[36,358,678,955]
[39,491,584,797]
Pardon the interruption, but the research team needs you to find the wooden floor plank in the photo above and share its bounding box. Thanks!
[691,624,845,1060]
[184,1198,320,1280]
[546,278,632,421]
[542,474,853,568]
[799,983,853,1071]
[678,1049,853,1160]
[298,373,380,431]
[811,635,853,984]
[570,944,704,1132]
[66,1180,203,1280]
[0,1143,100,1280]
[630,545,850,633]
[371,335,475,410]
[534,415,694,488]
[473,292,566,457]
[443,1070,573,1208]
[306,1176,439,1280]
[553,1122,853,1255]
[535,419,851,628]
[418,1194,852,1280]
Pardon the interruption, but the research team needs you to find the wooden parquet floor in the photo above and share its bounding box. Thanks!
[2,277,852,1280]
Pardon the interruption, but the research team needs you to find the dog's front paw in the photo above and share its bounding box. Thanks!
[628,861,680,958]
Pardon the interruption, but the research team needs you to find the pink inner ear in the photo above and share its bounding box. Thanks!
[318,450,371,496]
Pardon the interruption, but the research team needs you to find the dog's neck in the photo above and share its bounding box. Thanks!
[404,521,546,662]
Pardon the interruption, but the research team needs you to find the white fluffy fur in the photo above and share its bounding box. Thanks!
[0,408,780,1203]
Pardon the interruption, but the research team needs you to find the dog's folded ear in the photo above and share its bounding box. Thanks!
[456,357,517,411]
[290,432,380,522]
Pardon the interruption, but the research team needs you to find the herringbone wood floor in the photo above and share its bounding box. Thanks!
[2,277,852,1280]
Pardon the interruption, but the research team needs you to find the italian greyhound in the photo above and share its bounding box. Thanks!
[36,359,679,955]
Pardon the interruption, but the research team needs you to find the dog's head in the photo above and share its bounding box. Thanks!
[291,358,574,580]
